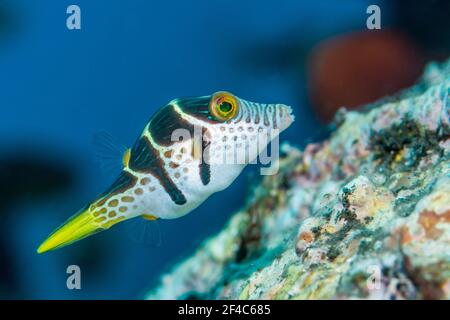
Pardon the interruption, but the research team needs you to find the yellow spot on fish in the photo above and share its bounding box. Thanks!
[164,150,173,158]
[121,196,134,202]
[108,199,118,207]
[95,216,106,223]
[123,148,131,167]
[142,214,158,221]
[108,211,117,218]
[103,216,125,229]
[119,206,127,213]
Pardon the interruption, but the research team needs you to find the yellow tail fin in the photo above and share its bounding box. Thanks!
[37,205,124,254]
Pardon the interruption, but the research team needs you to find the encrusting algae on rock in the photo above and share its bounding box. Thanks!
[147,59,450,300]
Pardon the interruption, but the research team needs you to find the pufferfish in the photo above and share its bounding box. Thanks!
[37,91,294,253]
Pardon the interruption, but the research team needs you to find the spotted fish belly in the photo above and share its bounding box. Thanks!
[115,132,243,220]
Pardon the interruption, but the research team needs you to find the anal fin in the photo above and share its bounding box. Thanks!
[142,214,158,221]
[122,148,131,168]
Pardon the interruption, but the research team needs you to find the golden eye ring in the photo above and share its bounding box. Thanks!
[209,92,238,121]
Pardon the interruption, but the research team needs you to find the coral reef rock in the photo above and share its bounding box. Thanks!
[147,59,450,300]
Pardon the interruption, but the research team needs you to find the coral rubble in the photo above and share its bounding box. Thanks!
[147,59,450,300]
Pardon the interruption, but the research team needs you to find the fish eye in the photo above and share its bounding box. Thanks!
[210,92,238,121]
[219,101,233,113]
